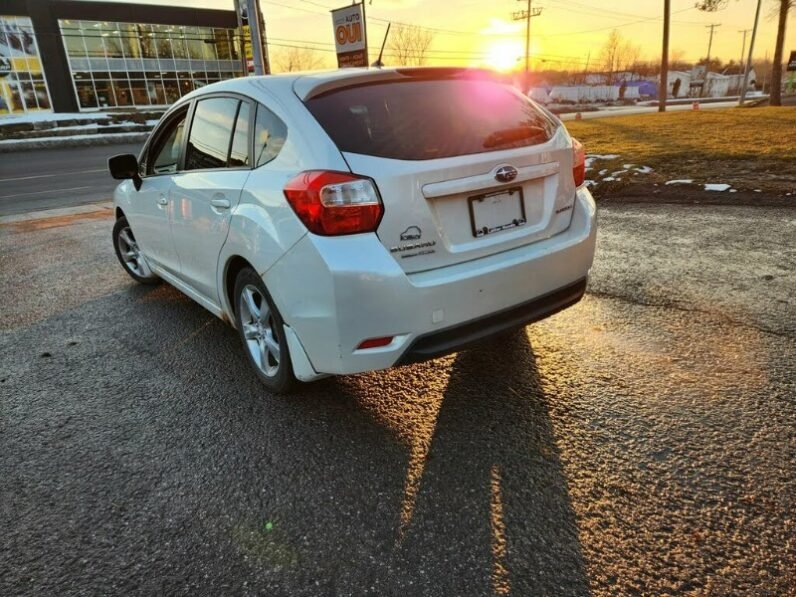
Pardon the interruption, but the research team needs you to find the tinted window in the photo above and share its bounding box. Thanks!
[148,110,187,175]
[254,103,287,167]
[229,101,250,167]
[185,97,239,170]
[305,79,558,161]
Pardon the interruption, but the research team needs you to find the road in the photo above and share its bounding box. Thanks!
[1,203,794,595]
[559,100,740,121]
[0,142,141,216]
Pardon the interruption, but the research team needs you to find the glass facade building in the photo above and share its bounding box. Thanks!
[58,20,244,110]
[0,16,53,116]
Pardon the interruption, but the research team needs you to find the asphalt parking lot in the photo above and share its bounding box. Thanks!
[1,202,794,595]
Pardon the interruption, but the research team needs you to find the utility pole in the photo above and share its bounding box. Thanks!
[244,0,266,75]
[701,23,721,97]
[739,0,761,105]
[361,0,369,66]
[659,0,670,112]
[513,0,543,93]
[232,0,248,75]
[705,23,721,65]
[738,28,751,71]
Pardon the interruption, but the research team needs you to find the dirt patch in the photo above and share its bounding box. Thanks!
[598,183,796,208]
[2,209,111,233]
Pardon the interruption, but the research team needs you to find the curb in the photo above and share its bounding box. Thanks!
[0,133,149,153]
[0,201,113,225]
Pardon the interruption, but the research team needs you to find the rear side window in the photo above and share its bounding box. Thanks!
[253,103,287,167]
[304,78,558,161]
[185,97,240,170]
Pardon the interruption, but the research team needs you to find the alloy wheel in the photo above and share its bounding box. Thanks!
[239,284,281,378]
[116,226,153,278]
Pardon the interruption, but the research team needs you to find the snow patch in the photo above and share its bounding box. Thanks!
[622,164,634,169]
[634,165,654,174]
[665,179,694,185]
[612,170,628,176]
[704,183,731,192]
[0,111,111,124]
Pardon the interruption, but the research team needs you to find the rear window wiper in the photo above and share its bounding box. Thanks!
[482,126,547,149]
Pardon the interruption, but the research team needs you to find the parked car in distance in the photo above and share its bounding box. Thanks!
[109,67,597,393]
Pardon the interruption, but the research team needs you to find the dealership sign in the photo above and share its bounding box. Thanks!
[331,3,367,68]
[787,51,796,72]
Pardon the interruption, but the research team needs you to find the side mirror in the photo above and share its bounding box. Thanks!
[108,153,142,191]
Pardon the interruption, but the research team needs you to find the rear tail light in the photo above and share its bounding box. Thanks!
[283,171,383,236]
[356,336,394,350]
[572,138,586,187]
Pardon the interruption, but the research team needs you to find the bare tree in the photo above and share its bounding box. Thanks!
[274,47,325,73]
[388,25,434,66]
[599,30,623,83]
[695,0,729,9]
[770,0,794,105]
[669,48,690,71]
[599,30,640,83]
[622,42,642,76]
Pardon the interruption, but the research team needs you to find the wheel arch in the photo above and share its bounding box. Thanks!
[222,255,256,325]
[115,206,126,220]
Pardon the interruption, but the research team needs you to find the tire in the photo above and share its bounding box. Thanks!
[112,216,160,285]
[233,267,296,394]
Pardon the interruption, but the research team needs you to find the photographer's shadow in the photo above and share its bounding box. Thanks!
[391,331,589,595]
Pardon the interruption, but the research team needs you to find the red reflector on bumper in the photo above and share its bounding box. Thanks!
[357,337,393,350]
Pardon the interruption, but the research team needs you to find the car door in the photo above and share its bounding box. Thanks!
[131,106,188,276]
[168,95,253,303]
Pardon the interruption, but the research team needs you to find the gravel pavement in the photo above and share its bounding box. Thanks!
[0,203,794,595]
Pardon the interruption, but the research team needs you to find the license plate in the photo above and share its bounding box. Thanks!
[468,187,526,238]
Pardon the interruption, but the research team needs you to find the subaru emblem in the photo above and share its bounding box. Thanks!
[495,165,518,183]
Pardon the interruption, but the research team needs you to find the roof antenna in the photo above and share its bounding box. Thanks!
[372,22,390,68]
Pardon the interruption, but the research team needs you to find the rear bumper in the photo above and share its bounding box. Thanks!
[396,277,587,365]
[265,187,596,376]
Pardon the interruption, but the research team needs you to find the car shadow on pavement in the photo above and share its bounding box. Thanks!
[374,331,590,595]
[1,282,588,595]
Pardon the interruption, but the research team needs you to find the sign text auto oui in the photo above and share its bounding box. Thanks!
[331,3,367,68]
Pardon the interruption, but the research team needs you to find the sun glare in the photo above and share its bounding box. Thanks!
[484,40,524,72]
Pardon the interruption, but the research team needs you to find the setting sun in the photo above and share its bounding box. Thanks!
[483,40,524,71]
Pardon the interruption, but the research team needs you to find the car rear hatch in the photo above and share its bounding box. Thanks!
[298,69,577,274]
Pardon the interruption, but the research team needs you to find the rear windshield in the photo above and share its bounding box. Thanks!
[304,78,558,161]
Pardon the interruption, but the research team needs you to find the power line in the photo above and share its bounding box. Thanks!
[537,6,697,38]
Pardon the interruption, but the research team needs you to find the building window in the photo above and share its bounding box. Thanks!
[0,15,53,116]
[58,19,246,112]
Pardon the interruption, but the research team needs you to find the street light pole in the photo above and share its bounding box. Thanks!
[739,0,762,105]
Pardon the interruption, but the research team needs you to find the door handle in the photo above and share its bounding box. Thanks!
[211,198,231,210]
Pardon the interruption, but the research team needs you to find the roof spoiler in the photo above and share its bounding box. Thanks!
[295,67,504,101]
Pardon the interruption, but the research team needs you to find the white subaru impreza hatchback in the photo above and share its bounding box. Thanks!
[109,67,596,392]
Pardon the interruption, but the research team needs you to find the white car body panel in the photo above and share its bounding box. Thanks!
[264,187,595,375]
[170,168,250,303]
[113,69,597,380]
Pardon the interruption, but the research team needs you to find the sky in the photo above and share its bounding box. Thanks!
[87,0,795,72]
